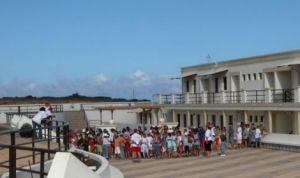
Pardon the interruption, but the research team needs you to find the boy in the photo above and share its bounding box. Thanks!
[220,130,227,156]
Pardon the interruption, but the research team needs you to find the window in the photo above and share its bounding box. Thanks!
[212,115,216,126]
[259,73,263,80]
[215,78,219,93]
[249,115,253,123]
[248,74,251,81]
[243,74,246,81]
[186,80,190,92]
[229,115,233,124]
[177,114,181,127]
[220,115,224,128]
[193,80,197,93]
[223,77,227,90]
[253,73,257,80]
[255,116,258,123]
[183,114,187,127]
[140,113,143,124]
[190,114,194,126]
[197,114,201,127]
[149,113,152,124]
[260,116,264,123]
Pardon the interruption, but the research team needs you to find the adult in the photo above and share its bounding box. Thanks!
[32,107,49,139]
[255,126,261,148]
[131,128,142,161]
[102,130,111,160]
[236,123,242,149]
[228,123,234,148]
[205,125,213,157]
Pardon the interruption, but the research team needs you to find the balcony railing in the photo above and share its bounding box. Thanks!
[154,87,300,105]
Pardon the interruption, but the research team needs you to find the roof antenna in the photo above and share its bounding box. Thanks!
[206,54,212,63]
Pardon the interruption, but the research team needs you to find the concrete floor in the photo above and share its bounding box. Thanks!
[110,149,300,178]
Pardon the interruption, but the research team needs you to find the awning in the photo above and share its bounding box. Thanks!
[170,72,198,79]
[197,68,228,76]
[277,60,300,67]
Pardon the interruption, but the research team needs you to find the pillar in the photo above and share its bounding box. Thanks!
[266,111,273,133]
[243,111,248,124]
[187,111,191,127]
[185,93,190,104]
[172,110,176,123]
[203,111,208,126]
[171,94,177,104]
[293,112,300,134]
[265,89,272,103]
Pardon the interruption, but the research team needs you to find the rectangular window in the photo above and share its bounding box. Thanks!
[215,78,219,93]
[248,74,251,81]
[186,80,190,92]
[229,115,233,124]
[197,114,201,127]
[259,73,263,80]
[212,115,216,126]
[190,114,194,126]
[253,73,257,80]
[249,115,253,123]
[220,115,224,128]
[255,116,258,123]
[260,116,264,123]
[223,77,227,90]
[183,114,187,127]
[243,74,246,81]
[140,113,143,124]
[149,113,152,124]
[177,114,181,127]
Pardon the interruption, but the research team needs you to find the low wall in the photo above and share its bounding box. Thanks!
[1,148,123,178]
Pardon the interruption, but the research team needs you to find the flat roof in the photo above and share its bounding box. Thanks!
[94,103,161,110]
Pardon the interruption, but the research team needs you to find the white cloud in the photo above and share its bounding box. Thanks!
[95,73,108,85]
[0,71,181,99]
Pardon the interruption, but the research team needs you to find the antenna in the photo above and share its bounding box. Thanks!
[206,54,212,63]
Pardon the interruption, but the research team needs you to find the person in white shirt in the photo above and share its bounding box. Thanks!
[255,127,261,148]
[205,125,213,157]
[236,123,242,149]
[131,128,142,161]
[32,107,48,139]
[102,130,111,159]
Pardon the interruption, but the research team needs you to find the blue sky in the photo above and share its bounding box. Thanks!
[0,0,300,99]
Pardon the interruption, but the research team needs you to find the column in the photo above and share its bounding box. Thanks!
[158,94,163,104]
[172,110,176,123]
[265,88,272,103]
[203,111,208,126]
[187,111,191,127]
[295,87,300,103]
[185,93,190,104]
[171,94,177,104]
[221,91,226,104]
[266,111,273,134]
[293,112,300,134]
[202,91,208,104]
[241,90,247,103]
[243,111,248,124]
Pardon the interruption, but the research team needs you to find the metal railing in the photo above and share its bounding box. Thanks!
[272,89,294,103]
[246,90,265,103]
[0,120,70,178]
[155,88,297,105]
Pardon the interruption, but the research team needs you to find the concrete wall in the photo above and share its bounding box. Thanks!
[273,112,293,134]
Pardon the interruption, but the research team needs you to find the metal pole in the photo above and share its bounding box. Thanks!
[40,151,45,178]
[9,132,16,178]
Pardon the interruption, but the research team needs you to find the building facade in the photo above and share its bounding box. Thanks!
[156,49,300,135]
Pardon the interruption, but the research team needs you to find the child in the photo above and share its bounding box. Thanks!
[114,134,121,159]
[220,130,227,156]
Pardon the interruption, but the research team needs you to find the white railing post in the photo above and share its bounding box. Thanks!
[295,87,300,103]
[221,91,226,104]
[241,90,247,103]
[185,93,190,104]
[171,93,176,104]
[158,94,163,104]
[265,89,272,103]
[202,91,208,104]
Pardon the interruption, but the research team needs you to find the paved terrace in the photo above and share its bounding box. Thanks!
[111,149,300,178]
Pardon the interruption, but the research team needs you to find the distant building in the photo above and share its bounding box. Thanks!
[155,49,300,135]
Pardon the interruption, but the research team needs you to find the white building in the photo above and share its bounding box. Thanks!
[155,49,300,135]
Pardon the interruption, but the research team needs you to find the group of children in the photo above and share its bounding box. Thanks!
[69,122,262,160]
